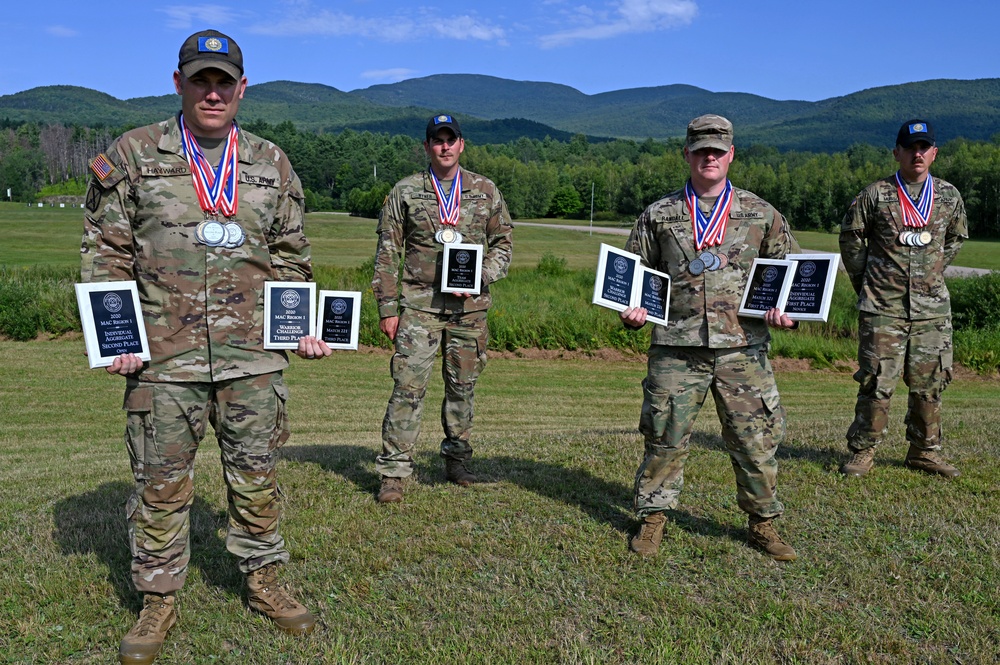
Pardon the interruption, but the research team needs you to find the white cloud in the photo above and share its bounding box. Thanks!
[45,25,77,38]
[361,68,418,82]
[248,8,505,43]
[539,0,697,47]
[159,5,238,30]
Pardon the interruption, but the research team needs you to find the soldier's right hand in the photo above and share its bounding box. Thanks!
[107,353,143,376]
[621,307,648,329]
[380,316,400,341]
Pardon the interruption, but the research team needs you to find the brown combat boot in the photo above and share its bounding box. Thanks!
[445,459,477,486]
[904,446,960,478]
[119,593,177,665]
[839,446,876,477]
[377,476,404,503]
[748,516,797,562]
[629,512,666,556]
[246,563,316,635]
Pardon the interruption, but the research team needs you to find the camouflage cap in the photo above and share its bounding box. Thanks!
[178,30,244,80]
[426,114,462,140]
[686,114,734,151]
[896,119,935,148]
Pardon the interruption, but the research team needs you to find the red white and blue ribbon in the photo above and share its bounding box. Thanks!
[430,168,462,227]
[179,115,240,218]
[894,171,934,228]
[685,179,733,250]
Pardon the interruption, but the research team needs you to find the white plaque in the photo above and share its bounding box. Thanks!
[315,290,362,350]
[591,243,671,326]
[75,281,151,369]
[441,242,483,295]
[784,253,841,322]
[738,258,797,319]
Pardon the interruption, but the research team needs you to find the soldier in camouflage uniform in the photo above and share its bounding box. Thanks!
[839,120,967,479]
[81,30,330,665]
[372,114,512,503]
[621,115,799,561]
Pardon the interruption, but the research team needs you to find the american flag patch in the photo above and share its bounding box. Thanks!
[90,153,114,180]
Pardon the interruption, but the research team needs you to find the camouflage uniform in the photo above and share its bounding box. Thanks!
[625,187,799,518]
[840,175,967,453]
[81,115,311,594]
[372,167,512,477]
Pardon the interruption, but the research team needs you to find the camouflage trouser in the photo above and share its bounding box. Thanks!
[122,372,291,594]
[634,344,786,519]
[846,313,953,452]
[377,308,489,478]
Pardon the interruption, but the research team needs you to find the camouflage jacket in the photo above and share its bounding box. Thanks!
[80,115,312,383]
[839,174,967,320]
[626,186,799,349]
[372,167,513,318]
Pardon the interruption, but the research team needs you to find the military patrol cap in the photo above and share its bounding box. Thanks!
[896,119,935,148]
[178,30,244,80]
[686,114,734,151]
[426,114,462,140]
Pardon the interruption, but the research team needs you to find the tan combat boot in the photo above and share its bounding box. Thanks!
[629,512,666,556]
[246,563,316,635]
[748,516,797,562]
[377,476,404,503]
[904,446,960,478]
[119,593,177,665]
[445,459,477,487]
[839,446,876,477]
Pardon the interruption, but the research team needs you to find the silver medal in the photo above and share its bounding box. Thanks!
[436,228,461,244]
[223,222,245,248]
[200,220,227,247]
[688,257,705,276]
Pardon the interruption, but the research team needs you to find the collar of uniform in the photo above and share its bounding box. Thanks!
[729,188,744,213]
[158,113,253,164]
[423,165,467,192]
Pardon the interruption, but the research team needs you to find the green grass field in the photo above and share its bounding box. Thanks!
[3,203,997,272]
[2,340,998,663]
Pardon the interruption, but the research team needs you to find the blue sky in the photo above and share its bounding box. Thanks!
[2,1,996,102]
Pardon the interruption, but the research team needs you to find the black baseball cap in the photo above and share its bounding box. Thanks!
[426,114,462,140]
[178,30,244,80]
[896,119,935,148]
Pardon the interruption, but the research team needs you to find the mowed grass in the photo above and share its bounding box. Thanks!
[3,203,998,272]
[2,339,999,663]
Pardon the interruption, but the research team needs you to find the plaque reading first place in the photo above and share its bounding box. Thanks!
[316,290,362,350]
[592,243,671,326]
[264,282,316,350]
[75,281,151,369]
[441,242,483,295]
[783,253,841,322]
[738,258,797,318]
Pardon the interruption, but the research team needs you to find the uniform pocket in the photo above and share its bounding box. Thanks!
[122,382,156,473]
[269,379,291,450]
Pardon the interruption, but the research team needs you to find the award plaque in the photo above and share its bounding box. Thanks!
[441,243,483,294]
[316,290,361,350]
[784,253,841,322]
[263,282,316,350]
[738,258,797,318]
[592,244,671,325]
[75,281,151,369]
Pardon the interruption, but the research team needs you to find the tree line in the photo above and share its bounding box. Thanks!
[3,117,999,237]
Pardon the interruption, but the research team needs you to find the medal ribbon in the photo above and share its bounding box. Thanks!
[430,168,462,227]
[685,179,733,250]
[179,115,240,218]
[894,171,934,228]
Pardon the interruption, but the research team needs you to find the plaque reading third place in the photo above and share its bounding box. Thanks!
[264,282,316,350]
[316,290,361,350]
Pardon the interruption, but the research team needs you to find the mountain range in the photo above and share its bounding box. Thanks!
[2,75,998,152]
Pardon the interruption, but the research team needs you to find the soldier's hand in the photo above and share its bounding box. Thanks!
[380,316,400,341]
[295,336,332,360]
[764,307,796,329]
[106,353,143,376]
[621,306,648,329]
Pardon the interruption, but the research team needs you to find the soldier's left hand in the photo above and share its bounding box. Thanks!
[764,307,795,329]
[295,336,332,360]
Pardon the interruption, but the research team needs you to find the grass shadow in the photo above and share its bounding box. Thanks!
[281,443,380,493]
[52,481,245,609]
